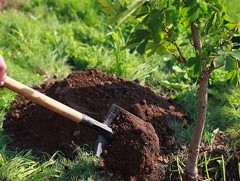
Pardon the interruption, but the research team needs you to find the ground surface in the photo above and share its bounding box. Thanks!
[3,69,190,180]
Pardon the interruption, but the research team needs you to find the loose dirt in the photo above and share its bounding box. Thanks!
[3,69,190,180]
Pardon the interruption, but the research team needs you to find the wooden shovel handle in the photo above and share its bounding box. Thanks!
[4,76,113,136]
[4,76,83,123]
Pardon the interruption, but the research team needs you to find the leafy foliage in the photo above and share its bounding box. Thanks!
[99,0,240,86]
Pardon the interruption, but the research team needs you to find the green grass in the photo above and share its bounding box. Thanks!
[0,0,239,180]
[0,147,101,180]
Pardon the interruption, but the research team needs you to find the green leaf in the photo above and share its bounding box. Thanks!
[225,55,237,71]
[148,9,164,28]
[187,5,200,22]
[123,40,140,49]
[187,57,198,68]
[193,57,202,75]
[135,29,151,40]
[230,70,239,86]
[152,26,162,44]
[160,80,189,89]
[210,4,222,12]
[157,0,168,11]
[124,29,150,50]
[223,14,235,24]
[172,65,185,73]
[166,15,172,29]
[227,70,240,86]
[199,2,208,13]
[156,45,168,54]
[165,42,176,53]
[98,0,111,7]
[145,42,158,57]
[225,23,237,31]
[180,6,190,27]
[137,39,148,55]
[226,70,234,79]
[147,9,164,44]
[160,80,171,89]
[98,0,117,15]
[204,12,216,34]
[179,42,189,46]
[216,12,224,28]
[117,0,147,26]
[228,50,240,61]
[101,7,117,15]
[214,54,225,67]
[166,8,175,28]
[136,12,149,22]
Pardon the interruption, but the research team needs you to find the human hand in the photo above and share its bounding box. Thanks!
[0,55,7,90]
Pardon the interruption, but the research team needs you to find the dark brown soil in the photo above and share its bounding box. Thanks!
[103,108,161,180]
[3,69,190,180]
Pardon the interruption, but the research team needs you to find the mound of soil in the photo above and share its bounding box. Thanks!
[103,106,161,180]
[3,69,189,180]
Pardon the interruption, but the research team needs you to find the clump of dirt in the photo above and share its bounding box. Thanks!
[104,108,161,180]
[3,69,189,180]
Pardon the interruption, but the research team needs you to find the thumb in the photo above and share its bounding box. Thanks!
[0,80,4,87]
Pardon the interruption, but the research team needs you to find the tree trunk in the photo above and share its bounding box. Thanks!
[185,22,210,180]
[185,70,209,179]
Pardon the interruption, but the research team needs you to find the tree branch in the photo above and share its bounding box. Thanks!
[191,23,203,53]
[163,27,186,63]
[208,59,224,74]
[208,60,215,73]
[174,42,186,63]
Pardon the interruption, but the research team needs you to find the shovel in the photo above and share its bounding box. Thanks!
[4,76,140,156]
[4,76,114,139]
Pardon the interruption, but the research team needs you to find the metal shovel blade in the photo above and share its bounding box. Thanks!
[94,104,124,157]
